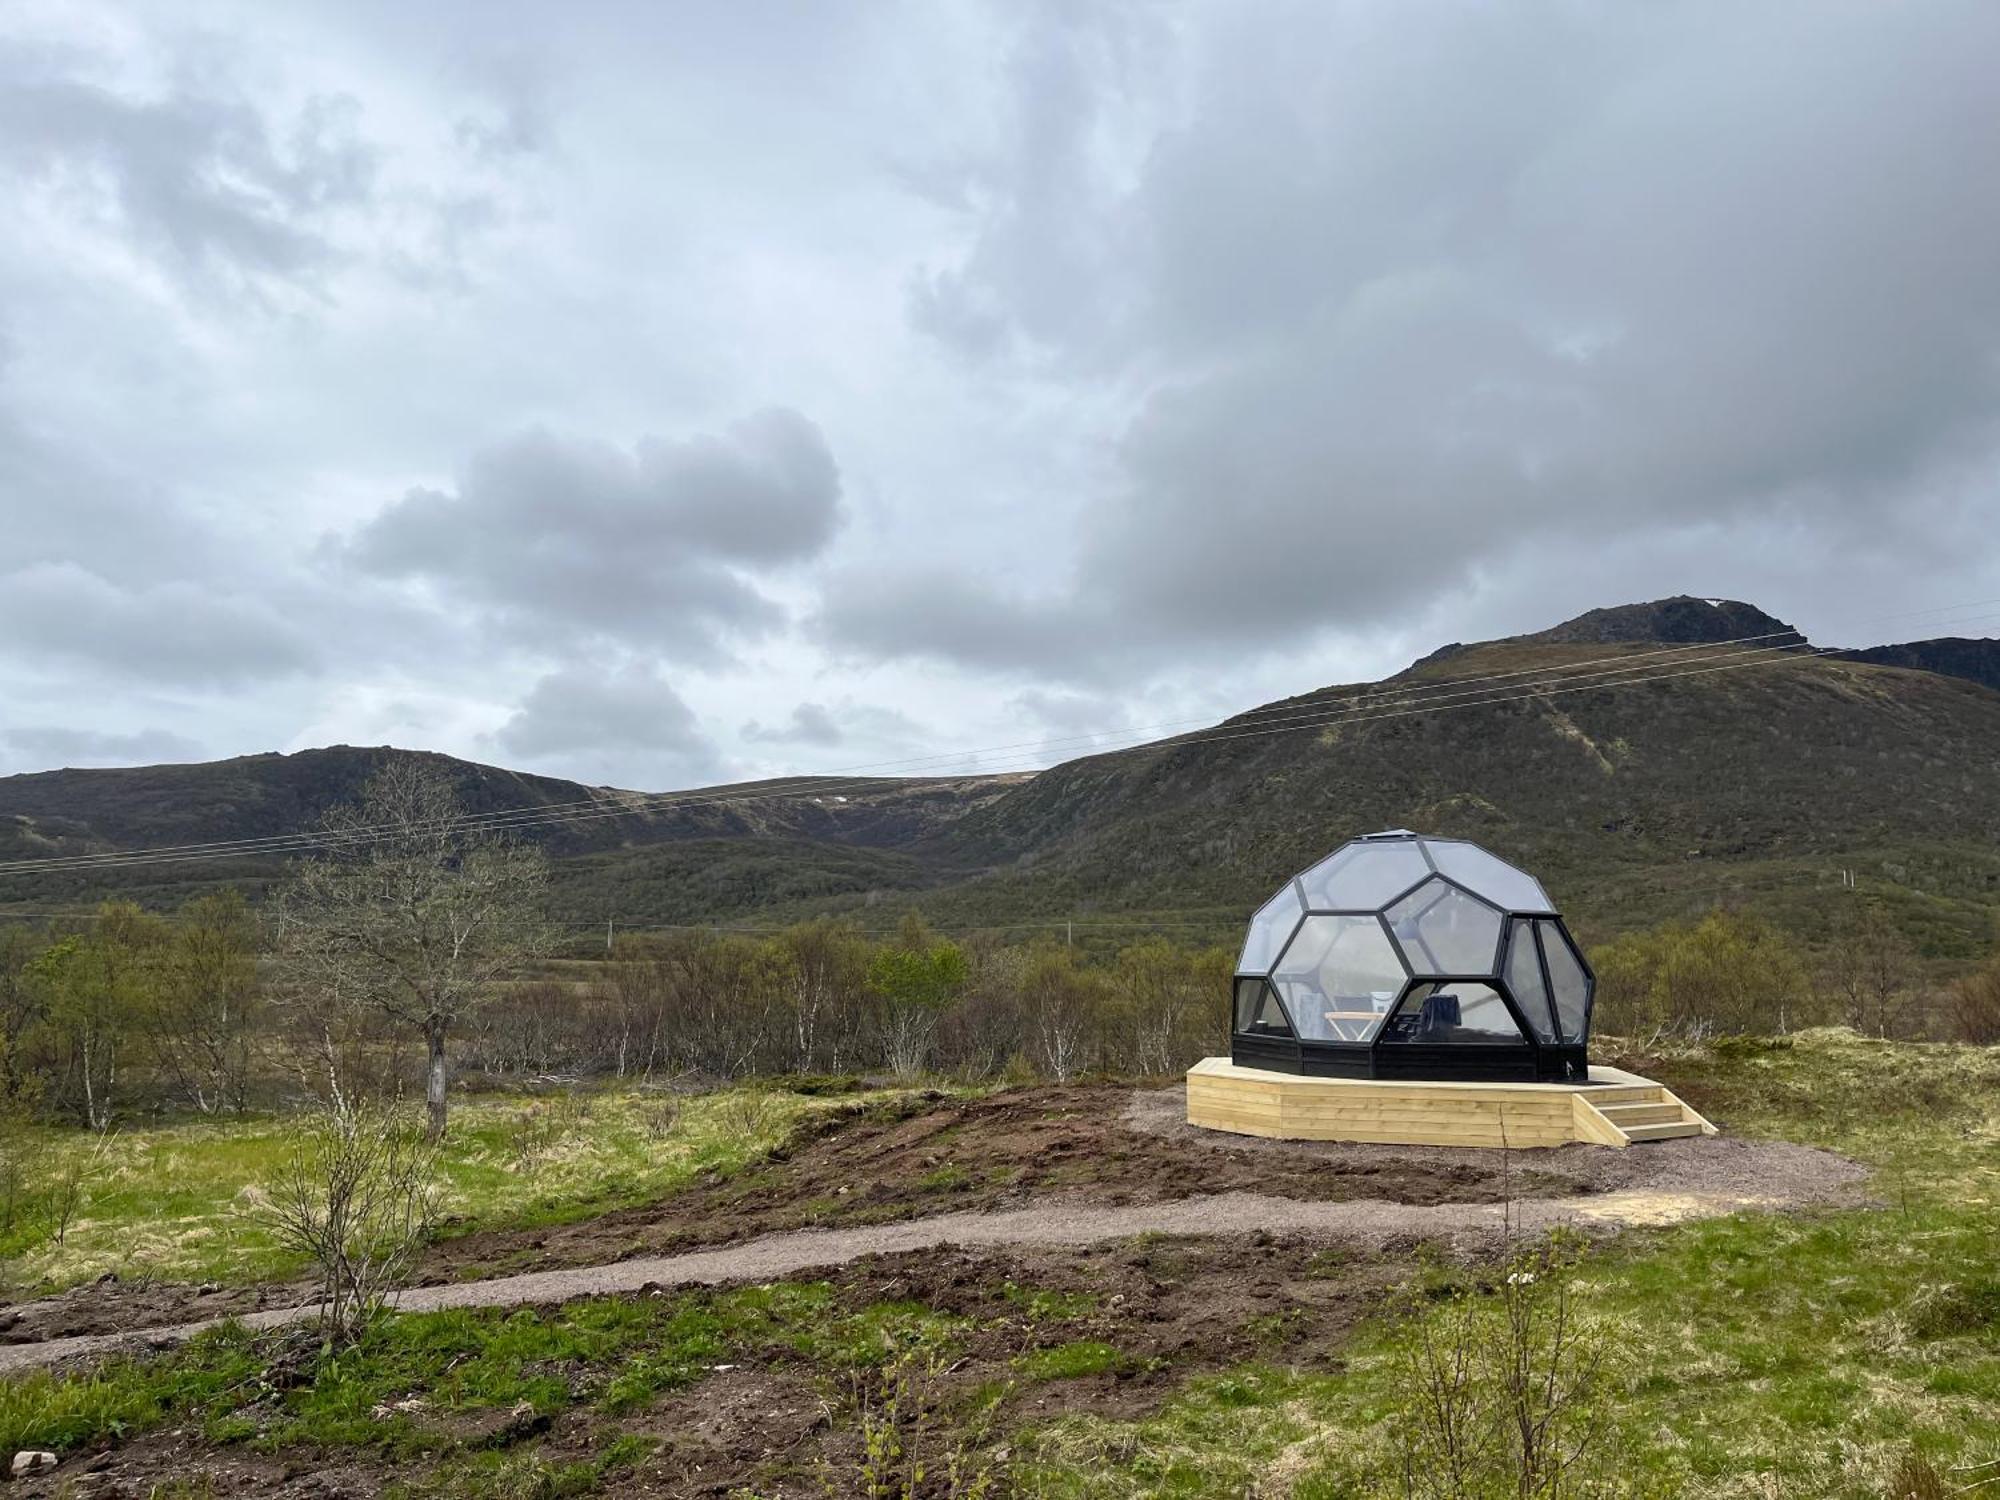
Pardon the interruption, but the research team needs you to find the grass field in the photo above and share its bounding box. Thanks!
[1,1032,1997,1496]
[1015,1031,2000,1497]
[0,1082,923,1294]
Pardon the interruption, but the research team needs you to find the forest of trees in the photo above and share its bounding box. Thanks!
[0,764,1994,1140]
[2,891,1996,1138]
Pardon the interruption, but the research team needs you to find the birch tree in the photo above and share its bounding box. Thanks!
[275,760,553,1141]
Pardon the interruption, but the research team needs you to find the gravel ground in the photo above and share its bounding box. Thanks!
[0,1119,1867,1377]
[1125,1084,1872,1201]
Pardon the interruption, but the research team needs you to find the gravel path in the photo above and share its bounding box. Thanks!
[0,1144,1865,1376]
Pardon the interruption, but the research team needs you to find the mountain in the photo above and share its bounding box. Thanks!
[1840,638,2000,695]
[4,598,1998,957]
[0,747,1021,920]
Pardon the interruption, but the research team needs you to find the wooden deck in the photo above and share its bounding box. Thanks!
[1185,1057,1717,1148]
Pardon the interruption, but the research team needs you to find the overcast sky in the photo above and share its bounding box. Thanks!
[4,0,1999,788]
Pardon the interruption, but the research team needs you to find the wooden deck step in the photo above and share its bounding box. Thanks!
[1622,1120,1704,1142]
[1598,1101,1681,1126]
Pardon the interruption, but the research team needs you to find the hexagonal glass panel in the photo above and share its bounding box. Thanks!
[1424,840,1555,914]
[1270,914,1407,1043]
[1234,976,1295,1037]
[1385,878,1503,976]
[1503,917,1558,1041]
[1537,920,1591,1041]
[1299,841,1429,911]
[1237,882,1303,976]
[1379,982,1526,1044]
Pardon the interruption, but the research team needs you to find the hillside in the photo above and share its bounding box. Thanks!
[3,598,1997,955]
[1841,637,2000,694]
[0,748,1019,919]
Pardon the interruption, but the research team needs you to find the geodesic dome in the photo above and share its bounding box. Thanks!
[1232,830,1594,1083]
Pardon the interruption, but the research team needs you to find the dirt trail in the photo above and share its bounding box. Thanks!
[0,1148,1864,1376]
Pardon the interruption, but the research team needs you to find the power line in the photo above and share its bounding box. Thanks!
[4,600,1976,877]
[5,599,1996,879]
[0,623,1820,873]
[0,635,1828,875]
[0,629,1961,877]
[0,645,1835,876]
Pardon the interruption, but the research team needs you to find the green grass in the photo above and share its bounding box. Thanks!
[7,1031,2000,1497]
[0,1267,1100,1489]
[1007,1030,2000,1499]
[0,1279,973,1459]
[1015,1340,1128,1381]
[0,1084,922,1294]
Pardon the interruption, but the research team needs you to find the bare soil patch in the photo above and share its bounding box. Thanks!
[414,1083,1586,1286]
[10,1235,1410,1499]
[0,1272,313,1348]
[0,1083,1864,1352]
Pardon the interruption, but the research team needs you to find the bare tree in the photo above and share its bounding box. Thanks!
[1948,955,2000,1045]
[777,920,869,1073]
[275,760,554,1141]
[145,891,263,1113]
[254,1095,441,1347]
[1820,903,1918,1038]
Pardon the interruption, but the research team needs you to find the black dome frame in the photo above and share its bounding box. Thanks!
[1231,831,1595,1084]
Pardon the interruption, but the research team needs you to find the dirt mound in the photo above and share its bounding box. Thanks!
[0,1084,1866,1353]
[416,1083,1573,1285]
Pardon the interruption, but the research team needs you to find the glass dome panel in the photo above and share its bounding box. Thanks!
[1238,882,1304,975]
[1379,982,1525,1044]
[1503,918,1558,1041]
[1422,841,1555,914]
[1385,879,1503,976]
[1270,914,1406,1043]
[1299,840,1429,910]
[1537,921,1591,1041]
[1234,976,1295,1037]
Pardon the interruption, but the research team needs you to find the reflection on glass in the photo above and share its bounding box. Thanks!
[1425,841,1555,913]
[1299,842,1429,910]
[1504,918,1557,1040]
[1269,914,1407,1043]
[1386,879,1503,975]
[1379,982,1524,1043]
[1238,883,1303,975]
[1538,921,1590,1041]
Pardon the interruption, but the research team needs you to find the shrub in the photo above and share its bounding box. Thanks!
[1592,910,1813,1036]
[1947,955,2000,1045]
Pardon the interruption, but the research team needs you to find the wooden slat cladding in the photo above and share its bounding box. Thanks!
[1185,1057,1716,1148]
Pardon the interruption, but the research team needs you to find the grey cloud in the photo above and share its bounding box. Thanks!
[1010,689,1125,739]
[815,568,1115,683]
[0,42,376,287]
[0,406,223,587]
[3,725,206,768]
[882,1,2000,676]
[492,662,721,788]
[742,702,843,747]
[0,563,318,686]
[345,410,843,659]
[454,55,558,162]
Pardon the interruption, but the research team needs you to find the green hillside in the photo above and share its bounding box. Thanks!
[3,599,1996,958]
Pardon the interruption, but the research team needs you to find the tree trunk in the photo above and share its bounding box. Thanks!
[424,1017,449,1143]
